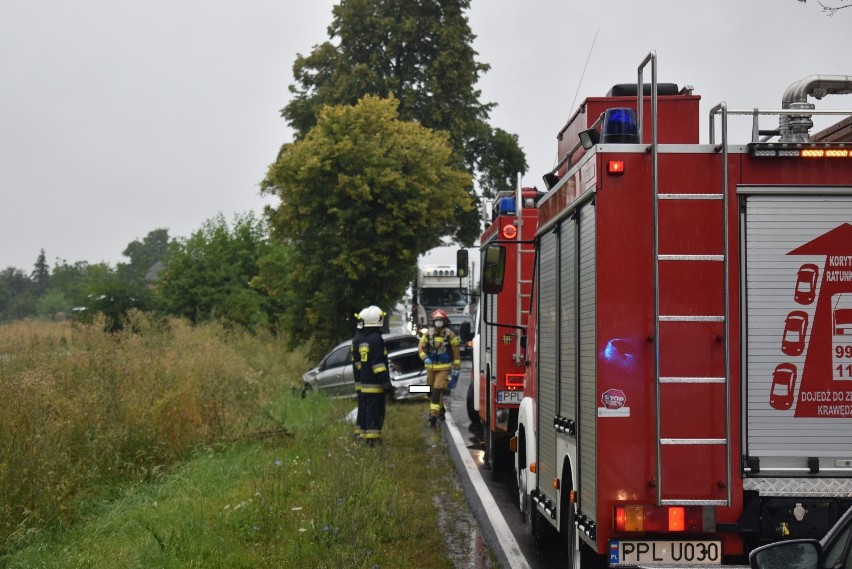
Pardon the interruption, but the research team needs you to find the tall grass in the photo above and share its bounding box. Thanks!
[0,313,307,555]
[0,340,480,569]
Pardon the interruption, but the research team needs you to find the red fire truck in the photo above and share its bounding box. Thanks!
[474,186,539,473]
[482,52,852,567]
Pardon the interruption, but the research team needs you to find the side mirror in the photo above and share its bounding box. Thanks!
[749,539,821,569]
[456,249,469,279]
[460,321,472,342]
[482,245,506,294]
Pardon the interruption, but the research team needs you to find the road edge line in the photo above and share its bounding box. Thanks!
[443,411,531,569]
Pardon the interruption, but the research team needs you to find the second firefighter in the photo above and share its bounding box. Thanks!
[418,309,461,429]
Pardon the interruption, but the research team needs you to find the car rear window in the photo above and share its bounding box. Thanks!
[385,336,419,353]
[390,351,424,375]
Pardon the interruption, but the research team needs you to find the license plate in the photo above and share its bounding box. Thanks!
[497,390,523,404]
[609,540,722,565]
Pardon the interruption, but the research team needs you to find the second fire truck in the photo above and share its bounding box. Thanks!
[482,51,852,566]
[474,186,540,473]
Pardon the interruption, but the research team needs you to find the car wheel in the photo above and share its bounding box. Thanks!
[466,382,479,424]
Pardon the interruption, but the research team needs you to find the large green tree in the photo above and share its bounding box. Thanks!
[263,95,472,354]
[282,0,526,243]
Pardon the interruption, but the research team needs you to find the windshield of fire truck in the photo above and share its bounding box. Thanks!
[419,288,467,308]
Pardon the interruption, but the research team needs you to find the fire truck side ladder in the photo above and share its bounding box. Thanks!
[640,52,732,507]
[514,178,532,364]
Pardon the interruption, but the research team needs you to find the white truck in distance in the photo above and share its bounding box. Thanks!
[411,264,469,328]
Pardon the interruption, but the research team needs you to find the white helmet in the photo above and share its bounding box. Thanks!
[359,305,385,327]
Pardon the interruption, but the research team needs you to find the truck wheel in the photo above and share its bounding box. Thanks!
[518,465,529,515]
[486,429,510,478]
[466,382,479,424]
[486,428,498,476]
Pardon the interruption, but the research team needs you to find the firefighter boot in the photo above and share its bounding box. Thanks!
[428,416,437,429]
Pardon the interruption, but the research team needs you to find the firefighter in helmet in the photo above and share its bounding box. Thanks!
[357,305,392,444]
[350,312,365,437]
[419,308,461,428]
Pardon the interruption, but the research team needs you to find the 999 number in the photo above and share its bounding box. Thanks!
[836,345,852,359]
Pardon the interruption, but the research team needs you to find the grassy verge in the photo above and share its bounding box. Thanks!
[0,317,484,568]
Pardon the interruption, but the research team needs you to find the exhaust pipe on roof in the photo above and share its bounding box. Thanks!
[780,75,852,142]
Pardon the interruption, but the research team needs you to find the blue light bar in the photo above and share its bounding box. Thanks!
[601,107,639,144]
[497,196,516,215]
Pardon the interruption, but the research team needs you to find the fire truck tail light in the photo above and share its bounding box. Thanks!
[613,505,704,533]
[668,507,685,532]
[501,224,518,239]
[615,507,627,531]
[616,505,644,532]
[608,160,625,175]
[505,373,524,388]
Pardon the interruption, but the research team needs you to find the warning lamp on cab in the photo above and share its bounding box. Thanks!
[578,107,639,150]
[601,107,640,144]
[608,161,626,175]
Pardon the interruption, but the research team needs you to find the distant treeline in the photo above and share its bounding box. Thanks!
[0,213,287,335]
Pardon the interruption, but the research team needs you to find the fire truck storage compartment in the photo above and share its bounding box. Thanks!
[743,190,852,474]
[536,200,598,525]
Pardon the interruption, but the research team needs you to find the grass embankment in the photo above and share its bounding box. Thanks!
[0,316,481,568]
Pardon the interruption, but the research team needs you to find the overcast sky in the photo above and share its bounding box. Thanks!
[1,0,849,272]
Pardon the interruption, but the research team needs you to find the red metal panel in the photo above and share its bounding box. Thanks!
[657,321,726,379]
[660,384,727,439]
[660,444,729,501]
[595,152,659,520]
[658,262,725,317]
[658,201,723,256]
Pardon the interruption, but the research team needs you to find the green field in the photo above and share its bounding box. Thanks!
[0,316,493,568]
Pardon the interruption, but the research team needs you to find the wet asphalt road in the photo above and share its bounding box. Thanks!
[441,360,563,569]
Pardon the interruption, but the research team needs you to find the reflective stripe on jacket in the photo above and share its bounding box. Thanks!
[418,327,461,370]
